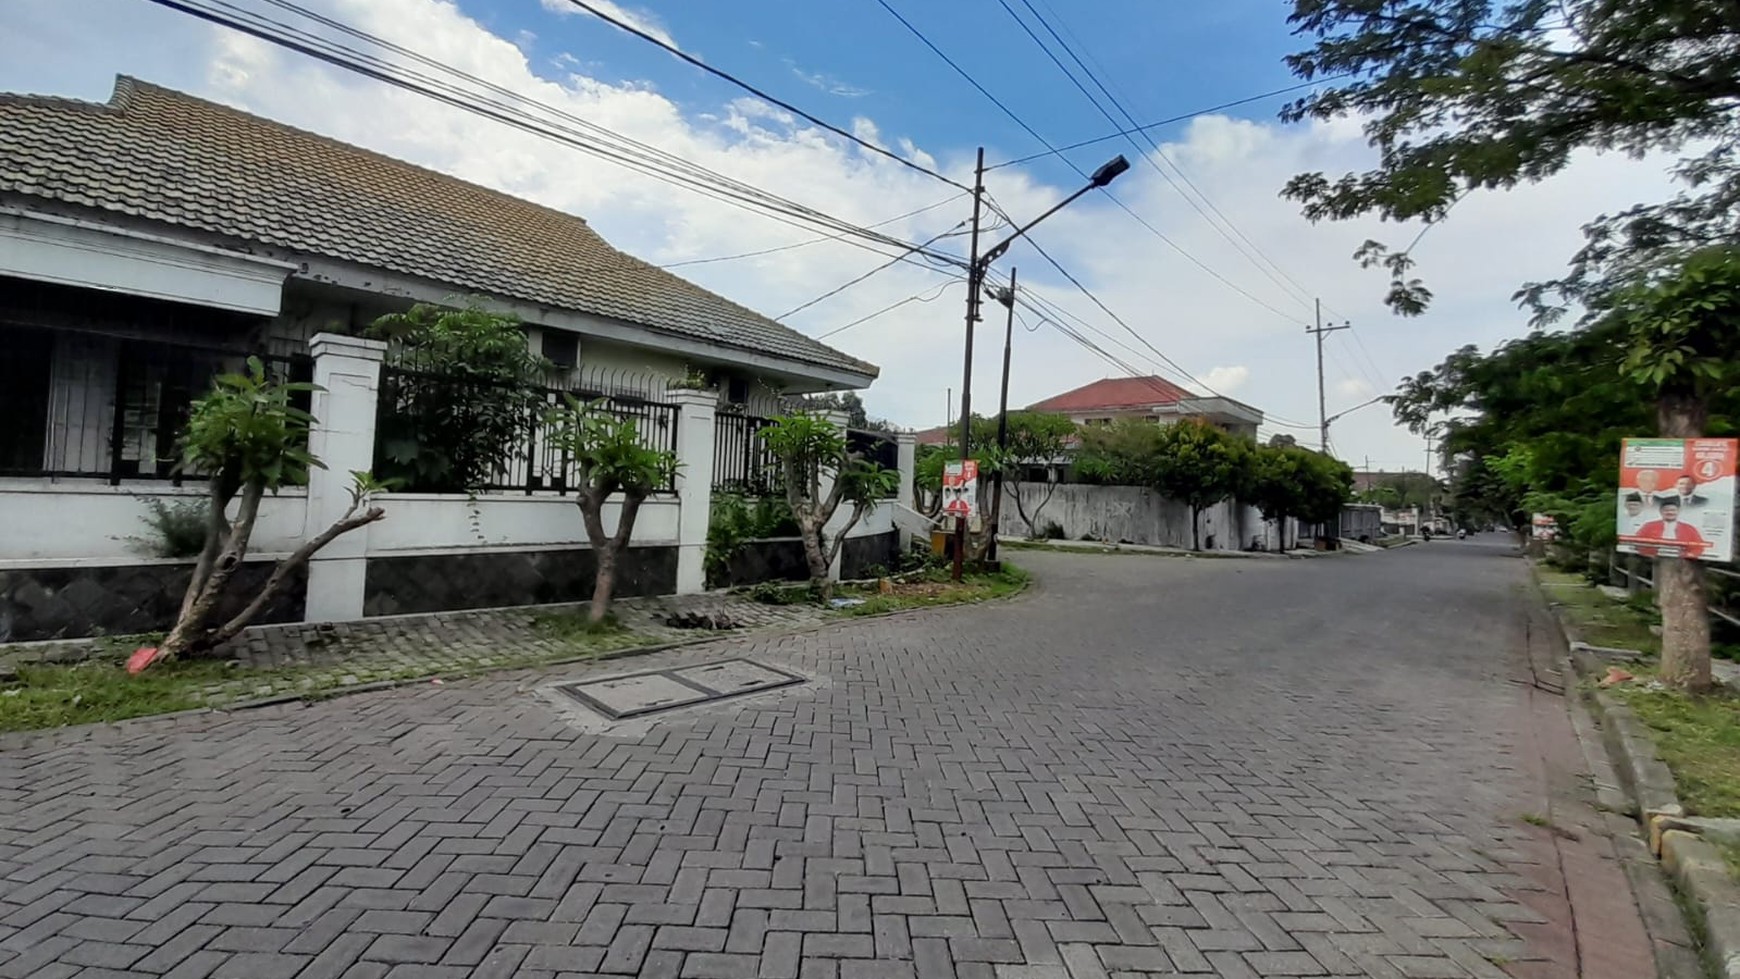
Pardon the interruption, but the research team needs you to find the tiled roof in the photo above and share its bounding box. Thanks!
[1027,376,1193,413]
[0,77,875,379]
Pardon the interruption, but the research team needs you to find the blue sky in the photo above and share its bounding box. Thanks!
[487,0,1307,185]
[0,0,1682,470]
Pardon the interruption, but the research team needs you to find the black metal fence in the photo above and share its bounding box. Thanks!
[0,323,311,483]
[711,417,902,497]
[848,429,899,473]
[374,366,679,495]
[1603,549,1740,637]
[713,412,779,495]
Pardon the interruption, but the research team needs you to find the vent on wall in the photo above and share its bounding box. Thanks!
[541,331,580,368]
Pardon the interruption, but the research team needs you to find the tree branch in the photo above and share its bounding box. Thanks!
[214,503,385,642]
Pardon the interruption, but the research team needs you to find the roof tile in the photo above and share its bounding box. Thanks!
[1027,376,1194,413]
[0,76,874,379]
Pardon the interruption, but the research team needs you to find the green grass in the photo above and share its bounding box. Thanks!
[0,622,660,734]
[830,565,1030,616]
[0,658,252,731]
[1538,573,1662,653]
[1612,682,1740,818]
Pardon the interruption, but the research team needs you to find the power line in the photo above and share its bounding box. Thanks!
[149,0,967,272]
[995,0,1318,313]
[873,0,1312,328]
[559,0,971,192]
[777,223,966,320]
[1015,245,1321,430]
[986,77,1348,170]
[814,279,960,340]
[657,193,964,268]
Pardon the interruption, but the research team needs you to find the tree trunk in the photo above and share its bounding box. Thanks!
[1012,473,1060,538]
[1656,390,1713,692]
[161,481,266,659]
[798,514,831,600]
[1190,505,1201,551]
[180,472,238,624]
[590,542,619,624]
[1657,556,1712,692]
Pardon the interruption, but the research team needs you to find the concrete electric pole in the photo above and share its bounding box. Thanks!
[1306,298,1350,454]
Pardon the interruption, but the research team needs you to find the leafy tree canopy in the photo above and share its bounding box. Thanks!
[1283,0,1740,316]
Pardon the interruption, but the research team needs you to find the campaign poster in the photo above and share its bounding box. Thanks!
[1616,438,1738,562]
[941,459,978,521]
[1531,513,1558,541]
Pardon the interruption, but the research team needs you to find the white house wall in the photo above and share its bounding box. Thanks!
[364,494,679,556]
[0,483,309,566]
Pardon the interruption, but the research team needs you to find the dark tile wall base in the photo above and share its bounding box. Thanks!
[0,561,305,643]
[364,546,679,617]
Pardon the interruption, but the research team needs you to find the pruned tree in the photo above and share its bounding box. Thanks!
[986,412,1077,539]
[1603,248,1740,691]
[1246,445,1309,550]
[136,359,387,670]
[547,398,679,624]
[761,412,898,598]
[1150,421,1253,551]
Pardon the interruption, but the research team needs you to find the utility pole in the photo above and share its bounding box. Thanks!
[1424,428,1437,533]
[952,148,987,583]
[1306,298,1350,455]
[988,267,1017,563]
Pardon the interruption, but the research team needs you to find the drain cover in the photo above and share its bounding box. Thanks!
[555,658,804,719]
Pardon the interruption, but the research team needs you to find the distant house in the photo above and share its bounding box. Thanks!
[911,375,1265,449]
[1027,376,1263,439]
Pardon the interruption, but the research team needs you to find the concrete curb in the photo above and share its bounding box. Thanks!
[1533,561,1736,977]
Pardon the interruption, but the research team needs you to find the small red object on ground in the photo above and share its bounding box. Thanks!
[126,647,164,674]
[1598,666,1635,688]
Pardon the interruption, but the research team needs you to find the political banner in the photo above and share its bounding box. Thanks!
[1616,437,1738,562]
[942,459,978,521]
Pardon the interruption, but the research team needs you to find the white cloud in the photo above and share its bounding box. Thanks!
[538,0,678,51]
[1201,366,1250,394]
[1334,377,1373,399]
[0,0,1689,471]
[789,65,871,99]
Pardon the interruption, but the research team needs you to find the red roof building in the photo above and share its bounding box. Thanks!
[1027,376,1263,438]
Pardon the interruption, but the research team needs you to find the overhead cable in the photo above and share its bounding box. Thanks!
[560,0,972,191]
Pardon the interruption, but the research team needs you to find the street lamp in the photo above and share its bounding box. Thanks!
[1323,394,1387,432]
[951,150,1131,580]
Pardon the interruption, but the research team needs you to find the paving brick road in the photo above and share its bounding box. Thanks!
[0,543,1665,977]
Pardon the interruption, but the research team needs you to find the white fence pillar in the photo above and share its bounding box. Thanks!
[304,332,387,622]
[821,410,853,581]
[671,388,718,594]
[895,432,918,549]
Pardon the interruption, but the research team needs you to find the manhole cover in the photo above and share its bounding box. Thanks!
[674,660,794,694]
[554,659,804,720]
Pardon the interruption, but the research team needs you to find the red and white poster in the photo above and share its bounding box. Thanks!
[942,459,978,520]
[1616,438,1738,562]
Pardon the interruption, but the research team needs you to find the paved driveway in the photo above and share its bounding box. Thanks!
[0,543,1659,978]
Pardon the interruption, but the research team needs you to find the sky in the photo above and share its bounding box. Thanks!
[0,0,1685,472]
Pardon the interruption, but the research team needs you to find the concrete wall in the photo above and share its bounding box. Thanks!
[364,495,679,556]
[0,482,310,564]
[996,481,1290,552]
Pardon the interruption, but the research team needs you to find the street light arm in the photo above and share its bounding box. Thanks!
[976,155,1129,270]
[1324,394,1388,428]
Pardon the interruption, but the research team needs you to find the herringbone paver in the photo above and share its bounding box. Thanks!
[0,544,1659,976]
